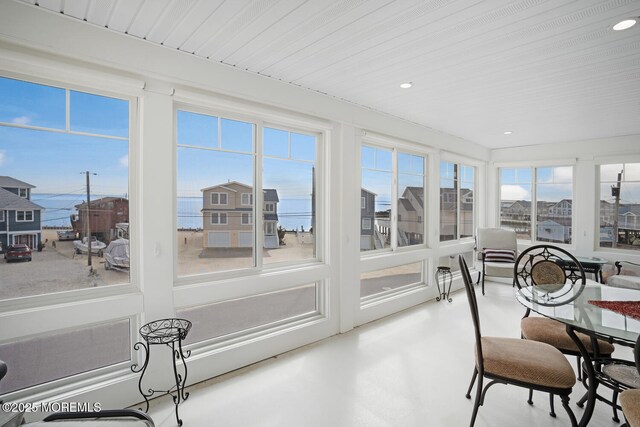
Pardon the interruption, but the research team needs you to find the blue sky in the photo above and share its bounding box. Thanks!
[0,77,129,196]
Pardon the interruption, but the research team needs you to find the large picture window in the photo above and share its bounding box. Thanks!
[499,166,573,244]
[360,145,425,252]
[0,76,131,300]
[440,161,475,241]
[599,162,640,250]
[176,109,320,277]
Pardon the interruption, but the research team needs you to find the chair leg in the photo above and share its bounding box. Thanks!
[466,367,478,399]
[548,393,556,418]
[560,394,578,427]
[481,272,485,296]
[527,389,533,405]
[612,389,620,423]
[469,374,483,427]
[576,355,582,381]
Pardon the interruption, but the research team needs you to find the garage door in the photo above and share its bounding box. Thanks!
[208,232,230,247]
[238,232,253,247]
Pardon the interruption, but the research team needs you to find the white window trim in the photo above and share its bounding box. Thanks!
[0,210,4,221]
[241,212,253,225]
[361,196,366,209]
[19,188,28,198]
[211,192,228,205]
[241,193,253,206]
[211,212,228,225]
[498,165,575,245]
[16,210,34,222]
[264,203,275,213]
[362,218,371,230]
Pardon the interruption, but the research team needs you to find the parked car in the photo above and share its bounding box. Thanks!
[4,244,32,262]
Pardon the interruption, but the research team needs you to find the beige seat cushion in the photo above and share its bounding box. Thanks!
[621,389,640,427]
[521,317,615,355]
[480,336,576,389]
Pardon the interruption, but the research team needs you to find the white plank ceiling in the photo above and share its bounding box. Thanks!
[18,0,640,148]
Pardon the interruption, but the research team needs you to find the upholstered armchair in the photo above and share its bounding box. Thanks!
[476,228,518,295]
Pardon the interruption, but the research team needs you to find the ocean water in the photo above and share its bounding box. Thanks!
[33,194,313,231]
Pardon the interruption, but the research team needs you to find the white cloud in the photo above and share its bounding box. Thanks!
[501,184,530,200]
[0,151,5,166]
[119,155,129,168]
[12,116,30,125]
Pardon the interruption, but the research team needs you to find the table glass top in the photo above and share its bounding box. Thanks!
[559,255,609,264]
[516,282,640,344]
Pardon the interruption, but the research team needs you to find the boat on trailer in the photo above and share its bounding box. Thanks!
[73,236,107,255]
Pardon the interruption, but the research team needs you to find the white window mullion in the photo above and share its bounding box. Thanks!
[531,167,537,242]
[390,149,398,250]
[255,121,263,267]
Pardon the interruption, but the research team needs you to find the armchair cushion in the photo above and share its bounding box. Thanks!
[483,249,516,263]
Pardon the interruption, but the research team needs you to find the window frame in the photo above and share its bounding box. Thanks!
[241,212,253,225]
[0,70,140,403]
[439,160,477,243]
[496,162,575,245]
[360,136,429,256]
[241,193,253,206]
[174,101,328,284]
[18,188,27,198]
[595,158,640,253]
[0,210,5,222]
[15,210,34,222]
[211,192,228,206]
[210,212,228,225]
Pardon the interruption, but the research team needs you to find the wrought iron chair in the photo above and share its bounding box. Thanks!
[515,244,614,417]
[620,335,640,427]
[577,332,640,423]
[475,228,517,295]
[459,255,578,427]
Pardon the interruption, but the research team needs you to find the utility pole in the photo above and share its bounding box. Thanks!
[611,169,622,248]
[84,171,97,270]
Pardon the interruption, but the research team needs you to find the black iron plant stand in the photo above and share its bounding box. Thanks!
[435,266,453,302]
[131,318,192,426]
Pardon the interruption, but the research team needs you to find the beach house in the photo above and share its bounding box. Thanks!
[201,182,279,249]
[0,176,43,250]
[71,197,129,243]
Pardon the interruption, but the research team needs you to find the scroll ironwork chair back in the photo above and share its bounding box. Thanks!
[514,244,586,307]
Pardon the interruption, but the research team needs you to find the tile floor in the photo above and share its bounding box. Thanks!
[147,280,632,426]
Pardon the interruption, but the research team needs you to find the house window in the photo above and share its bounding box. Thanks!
[177,110,323,276]
[361,144,426,252]
[0,211,4,222]
[265,222,275,235]
[241,212,253,225]
[499,166,573,244]
[211,192,228,205]
[440,161,474,241]
[19,188,27,198]
[16,210,34,222]
[263,126,318,264]
[361,197,366,209]
[241,193,253,205]
[599,162,640,251]
[362,218,371,230]
[211,212,228,225]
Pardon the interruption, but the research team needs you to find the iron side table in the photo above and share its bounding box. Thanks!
[435,266,453,302]
[131,318,192,426]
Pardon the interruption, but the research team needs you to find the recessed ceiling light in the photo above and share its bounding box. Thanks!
[503,131,513,135]
[613,18,637,31]
[400,82,413,89]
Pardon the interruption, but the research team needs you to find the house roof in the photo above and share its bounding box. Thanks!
[361,188,376,196]
[201,181,250,192]
[0,187,43,210]
[0,176,35,189]
[398,198,415,212]
[75,197,128,209]
[263,189,279,203]
[403,186,424,208]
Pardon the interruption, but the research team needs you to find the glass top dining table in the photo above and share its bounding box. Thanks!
[516,281,640,344]
[516,280,640,426]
